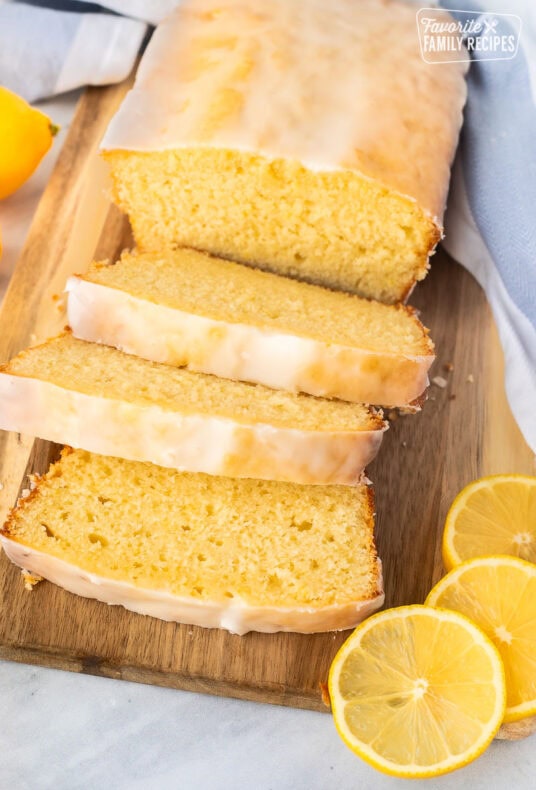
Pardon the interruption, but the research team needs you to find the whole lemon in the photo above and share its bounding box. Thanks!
[0,87,59,200]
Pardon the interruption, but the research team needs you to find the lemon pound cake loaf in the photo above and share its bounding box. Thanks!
[1,449,384,634]
[0,333,385,485]
[101,0,468,302]
[67,249,435,407]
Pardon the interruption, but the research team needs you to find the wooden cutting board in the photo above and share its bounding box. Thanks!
[0,78,533,711]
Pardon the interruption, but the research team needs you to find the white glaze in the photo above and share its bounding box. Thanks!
[66,276,432,407]
[0,536,385,635]
[101,0,468,222]
[0,373,384,485]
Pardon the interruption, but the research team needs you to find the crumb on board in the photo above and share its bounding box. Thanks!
[443,362,454,372]
[319,681,331,709]
[432,375,448,389]
[29,333,37,344]
[467,373,475,383]
[52,293,66,313]
[449,394,457,401]
[21,570,43,591]
[402,441,407,447]
[20,488,31,499]
[387,410,398,422]
[0,482,4,491]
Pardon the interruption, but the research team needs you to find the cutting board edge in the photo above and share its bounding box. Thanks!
[0,643,328,713]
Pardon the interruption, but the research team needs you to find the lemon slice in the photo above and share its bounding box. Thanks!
[328,605,505,778]
[443,474,536,570]
[427,556,536,723]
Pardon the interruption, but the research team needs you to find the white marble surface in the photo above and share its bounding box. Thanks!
[1,658,536,790]
[1,95,536,790]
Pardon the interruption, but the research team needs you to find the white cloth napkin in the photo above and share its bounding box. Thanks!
[0,0,178,102]
[1,0,534,451]
[440,0,536,452]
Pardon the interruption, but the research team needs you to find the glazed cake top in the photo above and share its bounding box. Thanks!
[101,0,468,222]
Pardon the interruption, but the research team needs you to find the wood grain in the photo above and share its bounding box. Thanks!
[0,79,533,711]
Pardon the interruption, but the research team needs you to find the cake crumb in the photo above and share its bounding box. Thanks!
[401,441,407,447]
[432,375,448,388]
[21,570,43,591]
[52,293,66,313]
[0,482,4,491]
[467,373,475,383]
[449,394,457,401]
[319,681,331,709]
[443,362,454,372]
[20,488,31,499]
[29,333,37,344]
[387,410,398,422]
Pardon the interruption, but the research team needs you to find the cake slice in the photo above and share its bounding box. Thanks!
[0,449,384,634]
[101,0,467,302]
[67,249,435,408]
[0,333,385,485]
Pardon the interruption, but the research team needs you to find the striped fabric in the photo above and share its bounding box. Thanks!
[440,0,536,451]
[0,1,149,101]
